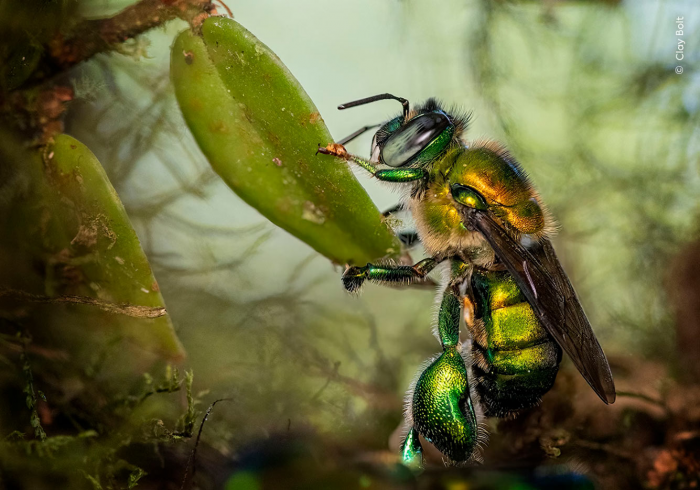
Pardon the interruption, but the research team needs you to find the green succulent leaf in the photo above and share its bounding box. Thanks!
[0,133,184,382]
[171,18,400,265]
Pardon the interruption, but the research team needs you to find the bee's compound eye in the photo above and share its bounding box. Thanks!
[381,112,451,167]
[451,184,487,211]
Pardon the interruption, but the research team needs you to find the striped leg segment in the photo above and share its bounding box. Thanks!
[341,258,438,292]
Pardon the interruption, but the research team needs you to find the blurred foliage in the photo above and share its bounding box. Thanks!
[0,0,78,90]
[0,0,699,489]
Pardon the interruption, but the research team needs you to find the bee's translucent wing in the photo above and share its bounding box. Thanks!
[467,209,616,404]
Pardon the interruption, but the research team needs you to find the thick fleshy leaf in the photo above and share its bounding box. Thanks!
[0,133,184,382]
[171,18,400,265]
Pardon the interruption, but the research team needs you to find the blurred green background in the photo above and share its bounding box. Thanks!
[1,0,699,488]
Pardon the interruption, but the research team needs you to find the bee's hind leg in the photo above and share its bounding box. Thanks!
[400,426,423,469]
[401,288,482,466]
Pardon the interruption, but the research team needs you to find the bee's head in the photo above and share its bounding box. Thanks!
[338,94,469,169]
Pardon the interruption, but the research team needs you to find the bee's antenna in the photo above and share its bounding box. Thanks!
[338,93,410,120]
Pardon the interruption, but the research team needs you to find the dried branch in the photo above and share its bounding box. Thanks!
[48,0,215,74]
[0,0,217,141]
[0,289,167,319]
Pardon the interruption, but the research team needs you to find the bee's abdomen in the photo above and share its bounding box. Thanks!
[471,341,561,417]
[469,270,561,417]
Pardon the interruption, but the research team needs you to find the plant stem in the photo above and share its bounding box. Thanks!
[48,0,214,72]
[0,289,167,319]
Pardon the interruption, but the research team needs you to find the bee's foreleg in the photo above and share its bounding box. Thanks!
[374,168,427,182]
[341,257,438,292]
[317,144,426,182]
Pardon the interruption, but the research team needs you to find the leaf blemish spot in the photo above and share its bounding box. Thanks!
[309,112,322,124]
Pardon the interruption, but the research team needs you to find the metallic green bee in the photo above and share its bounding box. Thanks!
[318,93,616,467]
